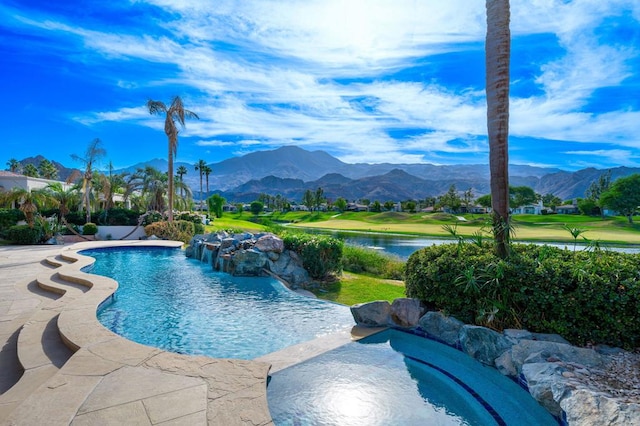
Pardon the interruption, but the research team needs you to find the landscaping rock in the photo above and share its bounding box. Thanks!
[495,350,518,377]
[390,298,425,327]
[511,340,603,375]
[220,237,236,250]
[418,311,464,346]
[459,325,511,366]
[350,301,391,327]
[522,362,565,417]
[561,389,640,426]
[254,235,284,254]
[267,251,310,288]
[230,249,268,276]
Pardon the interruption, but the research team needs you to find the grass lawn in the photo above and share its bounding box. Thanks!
[205,215,268,233]
[310,272,406,306]
[286,212,640,245]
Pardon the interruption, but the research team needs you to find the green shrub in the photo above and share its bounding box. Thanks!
[6,224,43,245]
[65,211,86,225]
[144,220,194,244]
[174,211,205,234]
[281,232,343,280]
[82,222,98,235]
[342,245,405,280]
[143,211,164,226]
[0,209,25,237]
[405,243,640,349]
[97,208,140,226]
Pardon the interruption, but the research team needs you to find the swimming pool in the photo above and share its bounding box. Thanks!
[267,329,558,426]
[86,247,354,359]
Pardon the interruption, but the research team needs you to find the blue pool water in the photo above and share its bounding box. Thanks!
[86,247,354,359]
[267,329,558,426]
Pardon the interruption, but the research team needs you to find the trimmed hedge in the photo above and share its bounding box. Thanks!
[82,222,98,235]
[97,208,140,226]
[405,243,640,349]
[6,224,43,245]
[281,232,343,280]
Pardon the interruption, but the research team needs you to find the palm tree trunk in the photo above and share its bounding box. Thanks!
[168,148,174,222]
[199,173,203,211]
[486,0,511,258]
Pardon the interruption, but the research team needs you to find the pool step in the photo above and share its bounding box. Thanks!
[44,254,76,268]
[0,263,79,419]
[0,311,73,418]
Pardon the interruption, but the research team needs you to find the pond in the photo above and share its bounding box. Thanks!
[303,229,640,259]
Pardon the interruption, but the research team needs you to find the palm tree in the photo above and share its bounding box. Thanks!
[147,97,199,221]
[22,163,39,178]
[173,180,193,211]
[38,159,59,180]
[2,187,47,227]
[203,165,212,215]
[176,165,188,200]
[194,159,207,211]
[72,138,106,224]
[203,165,212,196]
[6,158,20,173]
[45,182,78,226]
[486,0,511,258]
[141,166,168,213]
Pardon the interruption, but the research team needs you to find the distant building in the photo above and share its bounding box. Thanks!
[460,205,488,214]
[346,202,368,212]
[555,205,579,214]
[512,201,543,215]
[0,171,128,208]
[0,171,73,193]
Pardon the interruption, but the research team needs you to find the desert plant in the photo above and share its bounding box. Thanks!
[144,220,194,244]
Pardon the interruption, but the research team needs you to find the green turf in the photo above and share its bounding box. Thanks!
[310,272,406,305]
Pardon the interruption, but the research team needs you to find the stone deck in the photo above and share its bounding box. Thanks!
[0,241,280,425]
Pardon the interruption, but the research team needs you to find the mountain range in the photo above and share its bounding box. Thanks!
[15,147,640,203]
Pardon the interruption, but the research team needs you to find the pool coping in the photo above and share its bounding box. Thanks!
[3,240,276,425]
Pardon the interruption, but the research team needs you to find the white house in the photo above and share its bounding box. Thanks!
[0,171,128,208]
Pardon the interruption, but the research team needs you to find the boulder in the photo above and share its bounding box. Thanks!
[267,250,310,288]
[511,340,603,375]
[495,350,518,377]
[522,362,566,417]
[230,249,268,276]
[531,333,571,345]
[561,389,640,426]
[205,231,226,243]
[459,325,511,366]
[390,298,425,327]
[351,301,391,327]
[255,234,284,253]
[220,237,236,250]
[418,311,464,346]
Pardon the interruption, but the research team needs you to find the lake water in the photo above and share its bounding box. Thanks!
[304,229,640,259]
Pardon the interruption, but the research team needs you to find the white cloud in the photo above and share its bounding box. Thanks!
[8,0,640,168]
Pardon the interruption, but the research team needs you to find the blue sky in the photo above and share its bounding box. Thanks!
[1,0,639,172]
